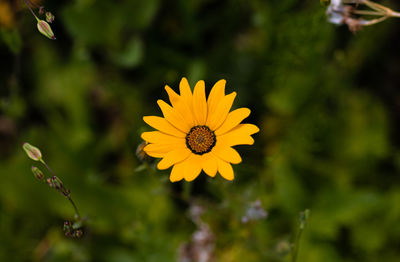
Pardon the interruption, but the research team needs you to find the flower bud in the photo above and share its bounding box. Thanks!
[23,143,42,161]
[45,12,55,23]
[31,166,44,180]
[37,20,56,40]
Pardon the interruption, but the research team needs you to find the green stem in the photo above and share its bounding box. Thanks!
[291,227,304,262]
[291,209,309,262]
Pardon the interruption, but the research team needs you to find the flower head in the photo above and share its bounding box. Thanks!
[325,0,400,33]
[326,0,353,25]
[141,78,259,182]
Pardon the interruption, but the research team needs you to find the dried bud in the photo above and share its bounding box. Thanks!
[39,6,45,15]
[47,176,63,189]
[47,176,71,197]
[64,221,83,238]
[74,229,83,238]
[31,166,44,180]
[37,20,56,40]
[45,12,55,23]
[136,142,153,163]
[23,143,42,161]
[63,221,72,232]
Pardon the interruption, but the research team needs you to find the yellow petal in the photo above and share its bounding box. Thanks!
[215,108,251,136]
[206,92,236,130]
[179,77,193,101]
[141,131,185,144]
[192,80,207,125]
[143,116,186,138]
[145,150,165,158]
[144,143,185,152]
[165,86,196,128]
[144,143,185,158]
[157,148,191,170]
[170,161,186,182]
[207,79,226,117]
[183,154,202,182]
[217,158,234,180]
[212,144,242,164]
[157,100,191,133]
[165,85,180,106]
[217,124,259,146]
[202,153,217,177]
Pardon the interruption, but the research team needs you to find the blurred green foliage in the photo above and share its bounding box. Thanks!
[1,0,400,261]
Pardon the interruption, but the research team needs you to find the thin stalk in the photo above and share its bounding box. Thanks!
[363,0,392,14]
[352,10,384,16]
[67,196,81,220]
[25,0,41,9]
[362,16,389,26]
[40,159,82,220]
[22,0,39,21]
[40,159,56,177]
[342,0,360,3]
[389,11,400,18]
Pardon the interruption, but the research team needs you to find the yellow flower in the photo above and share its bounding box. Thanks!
[141,78,259,182]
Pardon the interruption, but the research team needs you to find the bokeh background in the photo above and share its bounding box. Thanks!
[2,0,400,261]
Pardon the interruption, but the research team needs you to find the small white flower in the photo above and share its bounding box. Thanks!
[330,0,343,8]
[327,8,345,24]
[324,0,397,32]
[326,4,345,25]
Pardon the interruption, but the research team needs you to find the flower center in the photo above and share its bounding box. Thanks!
[186,125,216,155]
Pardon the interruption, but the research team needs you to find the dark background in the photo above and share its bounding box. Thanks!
[1,0,400,261]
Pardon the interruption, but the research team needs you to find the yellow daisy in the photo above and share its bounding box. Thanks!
[141,77,259,182]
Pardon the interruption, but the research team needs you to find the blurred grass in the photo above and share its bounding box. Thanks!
[2,0,400,261]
